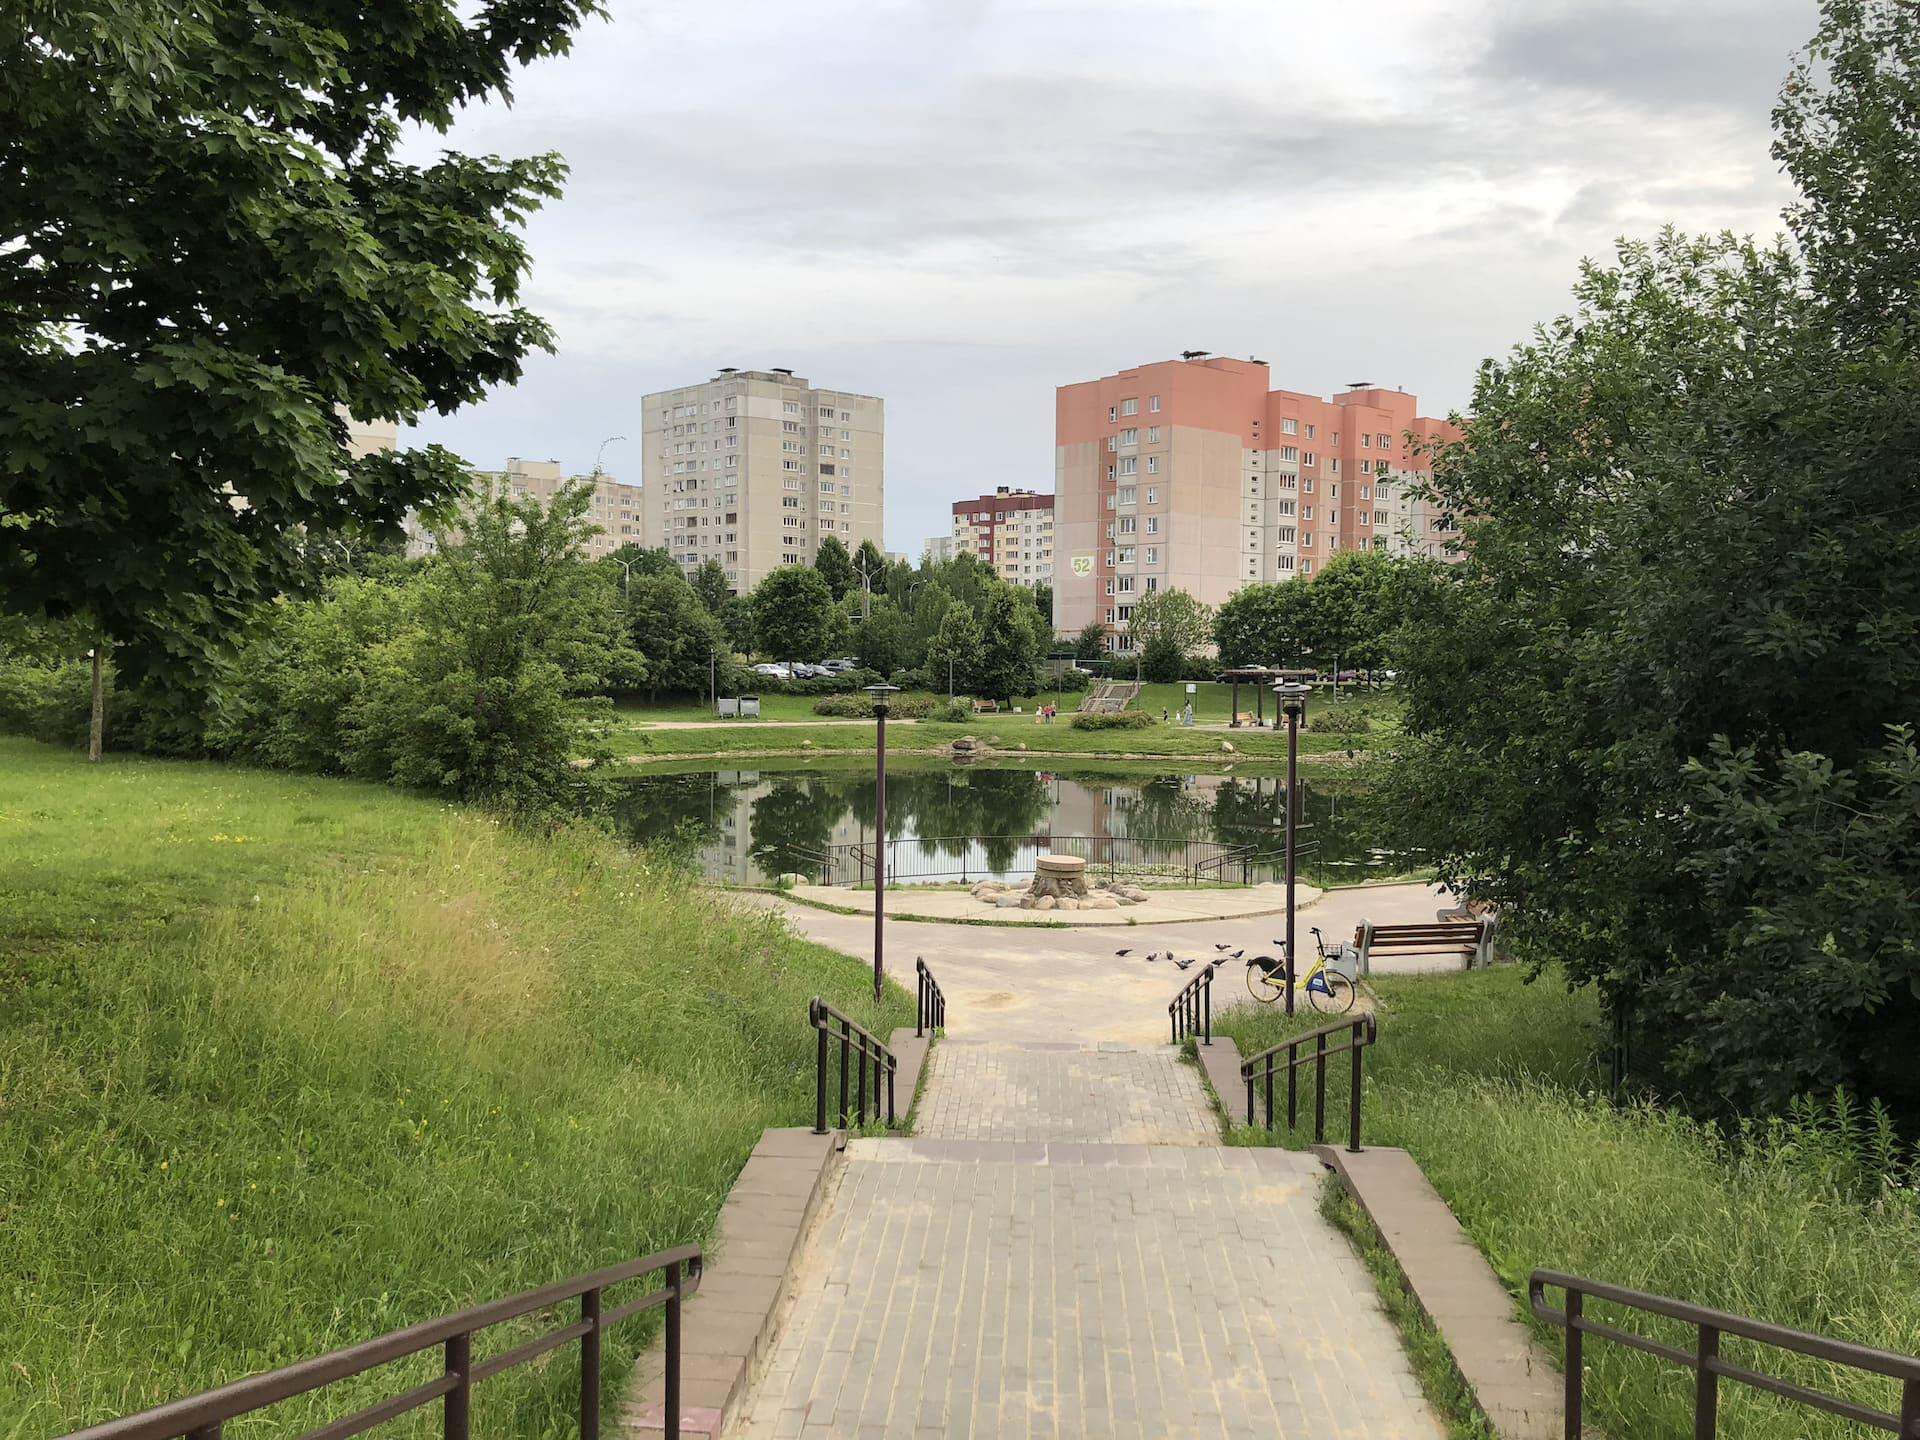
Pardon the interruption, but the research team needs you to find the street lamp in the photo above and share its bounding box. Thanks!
[866,684,900,1001]
[1273,682,1310,1015]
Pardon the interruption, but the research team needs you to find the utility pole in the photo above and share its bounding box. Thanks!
[87,642,106,763]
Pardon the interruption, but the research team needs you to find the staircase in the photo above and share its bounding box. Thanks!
[1077,680,1143,715]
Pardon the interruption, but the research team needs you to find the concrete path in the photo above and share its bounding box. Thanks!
[726,951,1447,1438]
[736,882,1457,1048]
[784,880,1322,928]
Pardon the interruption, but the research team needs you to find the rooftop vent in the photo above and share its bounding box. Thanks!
[772,367,794,375]
[717,366,739,374]
[1347,380,1373,390]
[1180,349,1211,360]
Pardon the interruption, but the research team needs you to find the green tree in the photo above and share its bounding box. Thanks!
[1306,551,1400,683]
[1033,582,1054,626]
[751,567,834,662]
[1073,620,1108,665]
[852,539,890,600]
[626,574,722,700]
[1213,580,1314,669]
[1,1,600,686]
[343,483,634,813]
[690,558,734,615]
[854,598,911,676]
[813,535,856,602]
[1390,0,1920,1119]
[925,604,982,696]
[1127,588,1211,679]
[973,587,1042,702]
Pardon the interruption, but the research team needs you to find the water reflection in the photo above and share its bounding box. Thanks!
[609,761,1410,888]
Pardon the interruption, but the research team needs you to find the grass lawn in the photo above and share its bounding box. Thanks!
[1214,968,1920,1439]
[0,738,907,1436]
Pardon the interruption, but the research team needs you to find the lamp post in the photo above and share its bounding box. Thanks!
[867,684,900,1001]
[1273,682,1310,1015]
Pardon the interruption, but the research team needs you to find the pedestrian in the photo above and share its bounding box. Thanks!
[1162,706,1169,724]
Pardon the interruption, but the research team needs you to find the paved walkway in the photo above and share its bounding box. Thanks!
[784,881,1322,928]
[728,983,1446,1437]
[737,881,1456,1047]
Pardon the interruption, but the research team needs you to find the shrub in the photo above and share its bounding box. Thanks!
[1070,710,1156,731]
[1048,666,1092,694]
[810,693,940,719]
[0,656,94,746]
[1307,709,1371,735]
[930,698,974,724]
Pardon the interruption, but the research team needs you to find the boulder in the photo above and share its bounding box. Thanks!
[1086,895,1120,910]
[1220,741,1235,754]
[1058,897,1082,911]
[994,895,1023,908]
[1034,895,1057,910]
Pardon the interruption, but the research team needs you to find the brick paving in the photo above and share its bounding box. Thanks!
[730,1041,1444,1438]
[914,1041,1217,1145]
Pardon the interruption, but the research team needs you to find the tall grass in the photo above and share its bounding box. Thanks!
[0,738,907,1438]
[1217,968,1920,1439]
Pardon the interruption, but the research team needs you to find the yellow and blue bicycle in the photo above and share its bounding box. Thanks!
[1245,926,1358,1014]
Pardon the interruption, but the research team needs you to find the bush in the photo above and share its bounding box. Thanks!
[737,668,883,697]
[1307,709,1371,735]
[1048,666,1092,694]
[930,698,974,724]
[1070,710,1156,731]
[0,656,94,746]
[811,693,940,719]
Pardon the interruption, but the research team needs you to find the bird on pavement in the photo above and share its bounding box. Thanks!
[1115,948,1133,957]
[1214,942,1233,951]
[1145,951,1161,962]
[1174,957,1198,970]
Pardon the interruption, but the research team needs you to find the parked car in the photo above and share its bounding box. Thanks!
[751,662,792,679]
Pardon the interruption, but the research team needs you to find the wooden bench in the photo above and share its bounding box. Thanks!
[1352,918,1497,975]
[971,698,999,714]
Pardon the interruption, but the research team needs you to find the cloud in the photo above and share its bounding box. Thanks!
[402,0,1812,552]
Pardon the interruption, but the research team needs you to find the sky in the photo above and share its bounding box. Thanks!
[403,0,1817,554]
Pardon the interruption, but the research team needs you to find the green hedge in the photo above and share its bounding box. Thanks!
[1069,710,1156,731]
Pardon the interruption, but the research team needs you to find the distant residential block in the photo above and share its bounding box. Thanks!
[950,485,1054,588]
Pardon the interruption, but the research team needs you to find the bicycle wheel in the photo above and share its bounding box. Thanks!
[1245,958,1285,1004]
[1307,970,1357,1015]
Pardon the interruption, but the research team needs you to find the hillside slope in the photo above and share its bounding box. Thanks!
[0,739,904,1436]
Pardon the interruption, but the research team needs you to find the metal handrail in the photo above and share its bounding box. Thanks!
[809,997,897,1133]
[1239,1012,1377,1152]
[915,957,946,1038]
[1168,962,1215,1046]
[1530,1270,1920,1437]
[55,1245,703,1440]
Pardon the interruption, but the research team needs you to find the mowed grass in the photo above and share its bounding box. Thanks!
[0,738,907,1438]
[1215,968,1920,1439]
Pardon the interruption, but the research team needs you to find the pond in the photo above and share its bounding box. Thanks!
[610,758,1416,889]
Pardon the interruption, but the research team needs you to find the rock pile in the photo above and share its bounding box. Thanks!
[968,873,1155,913]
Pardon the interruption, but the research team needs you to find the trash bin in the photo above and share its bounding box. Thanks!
[739,695,761,718]
[717,697,740,718]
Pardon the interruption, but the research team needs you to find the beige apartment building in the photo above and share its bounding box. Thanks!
[402,457,643,560]
[1055,356,1461,651]
[641,368,884,595]
[950,486,1054,587]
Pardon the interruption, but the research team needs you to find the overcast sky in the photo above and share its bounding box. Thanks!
[403,0,1816,554]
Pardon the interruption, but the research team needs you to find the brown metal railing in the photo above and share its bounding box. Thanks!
[54,1246,702,1440]
[1240,1012,1376,1152]
[810,997,897,1133]
[1169,961,1215,1045]
[1530,1270,1920,1438]
[915,957,946,1037]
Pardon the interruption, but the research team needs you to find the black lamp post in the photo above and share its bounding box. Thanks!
[867,684,900,1001]
[1273,682,1310,1015]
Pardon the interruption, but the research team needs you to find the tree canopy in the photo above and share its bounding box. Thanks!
[751,566,834,662]
[1388,0,1920,1119]
[813,535,855,601]
[1,0,602,684]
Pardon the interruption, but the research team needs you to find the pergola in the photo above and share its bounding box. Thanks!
[1216,667,1317,727]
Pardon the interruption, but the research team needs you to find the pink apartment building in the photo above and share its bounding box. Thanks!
[1054,355,1461,650]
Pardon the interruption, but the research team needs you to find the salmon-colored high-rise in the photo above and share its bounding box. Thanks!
[1054,356,1461,650]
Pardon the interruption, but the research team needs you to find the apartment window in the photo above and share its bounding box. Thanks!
[1121,428,1138,446]
[1379,433,1392,447]
[1281,418,1297,435]
[1118,456,1137,476]
[1305,423,1316,440]
[1303,452,1315,467]
[1105,607,1116,624]
[1108,406,1117,423]
[1117,547,1135,565]
[1145,516,1159,535]
[784,401,800,414]
[1276,500,1295,517]
[1278,526,1297,544]
[1149,395,1161,412]
[1302,532,1314,548]
[1374,510,1388,525]
[1331,432,1340,446]
[1331,483,1340,498]
[1106,464,1116,480]
[1104,579,1116,596]
[1147,426,1161,443]
[1107,436,1116,452]
[1360,485,1371,501]
[1146,455,1159,474]
[1117,486,1136,505]
[1303,505,1314,520]
[1117,576,1135,594]
[1361,433,1371,447]
[1358,511,1370,526]
[1121,398,1138,416]
[1145,487,1158,504]
[1144,547,1158,565]
[1118,515,1137,535]
[1278,446,1298,463]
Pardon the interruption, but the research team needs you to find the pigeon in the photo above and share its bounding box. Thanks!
[1114,948,1133,957]
[1174,957,1198,971]
[1214,943,1233,951]
[1229,949,1244,960]
[1145,951,1161,962]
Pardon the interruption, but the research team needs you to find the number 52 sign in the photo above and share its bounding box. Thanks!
[1069,554,1094,578]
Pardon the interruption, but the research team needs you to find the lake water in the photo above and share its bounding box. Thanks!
[610,759,1412,889]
